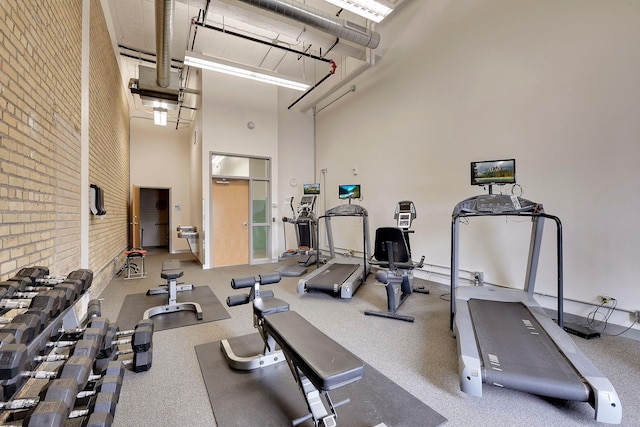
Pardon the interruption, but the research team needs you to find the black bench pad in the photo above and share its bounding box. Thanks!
[253,297,290,317]
[161,260,183,280]
[263,311,364,391]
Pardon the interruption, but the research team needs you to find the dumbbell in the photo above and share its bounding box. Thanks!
[15,269,92,310]
[0,267,49,300]
[0,313,46,345]
[0,332,16,349]
[0,352,95,402]
[40,317,111,366]
[52,316,111,343]
[28,269,93,294]
[24,392,118,427]
[1,338,101,381]
[32,370,123,427]
[87,299,102,319]
[95,320,153,373]
[100,319,153,357]
[0,318,109,398]
[0,279,31,299]
[8,266,49,286]
[95,345,153,374]
[2,361,125,427]
[0,290,66,333]
[0,361,124,410]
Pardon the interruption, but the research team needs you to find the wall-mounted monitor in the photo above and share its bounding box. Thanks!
[338,184,361,199]
[303,183,320,195]
[470,159,516,186]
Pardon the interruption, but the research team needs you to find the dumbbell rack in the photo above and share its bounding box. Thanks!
[0,267,144,426]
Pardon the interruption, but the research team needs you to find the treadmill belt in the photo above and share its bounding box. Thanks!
[468,299,589,401]
[305,263,359,294]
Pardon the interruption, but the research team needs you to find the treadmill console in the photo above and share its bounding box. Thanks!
[454,195,539,216]
[475,194,519,213]
[327,204,368,216]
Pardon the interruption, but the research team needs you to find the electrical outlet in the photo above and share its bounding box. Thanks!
[601,292,614,303]
[634,310,640,322]
[473,271,484,286]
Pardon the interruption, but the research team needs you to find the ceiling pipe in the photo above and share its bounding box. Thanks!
[193,20,332,63]
[156,0,175,88]
[232,0,380,49]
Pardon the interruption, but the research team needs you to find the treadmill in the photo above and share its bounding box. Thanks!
[450,194,622,424]
[297,203,371,299]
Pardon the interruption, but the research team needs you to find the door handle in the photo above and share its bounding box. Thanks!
[242,222,248,227]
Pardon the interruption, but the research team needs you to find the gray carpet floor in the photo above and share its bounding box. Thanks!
[99,251,640,426]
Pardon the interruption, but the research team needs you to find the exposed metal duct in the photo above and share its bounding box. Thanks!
[156,0,175,88]
[233,0,381,49]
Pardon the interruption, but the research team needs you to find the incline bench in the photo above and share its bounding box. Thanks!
[221,273,364,426]
[143,260,203,320]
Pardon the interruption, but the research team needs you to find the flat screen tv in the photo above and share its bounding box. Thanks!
[303,183,320,195]
[338,184,361,199]
[470,159,516,186]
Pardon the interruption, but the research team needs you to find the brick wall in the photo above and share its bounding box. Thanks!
[87,0,130,294]
[0,0,129,295]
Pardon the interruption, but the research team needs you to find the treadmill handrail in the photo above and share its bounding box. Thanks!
[315,204,370,277]
[450,208,563,330]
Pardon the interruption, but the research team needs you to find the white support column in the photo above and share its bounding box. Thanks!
[81,0,90,268]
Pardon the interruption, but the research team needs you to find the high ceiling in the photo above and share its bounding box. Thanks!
[105,0,407,127]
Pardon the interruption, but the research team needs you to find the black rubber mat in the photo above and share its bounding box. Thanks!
[116,286,230,331]
[468,299,589,401]
[195,335,447,427]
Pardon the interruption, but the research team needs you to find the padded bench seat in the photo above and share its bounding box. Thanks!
[253,297,290,317]
[263,310,364,391]
[161,260,183,280]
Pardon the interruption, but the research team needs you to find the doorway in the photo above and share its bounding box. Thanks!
[212,179,249,266]
[134,187,170,250]
[210,153,271,267]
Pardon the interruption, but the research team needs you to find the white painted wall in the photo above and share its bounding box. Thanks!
[314,0,640,325]
[198,70,315,268]
[278,92,315,254]
[129,118,192,253]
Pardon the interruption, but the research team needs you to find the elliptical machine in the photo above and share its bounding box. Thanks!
[279,195,318,277]
[365,201,428,322]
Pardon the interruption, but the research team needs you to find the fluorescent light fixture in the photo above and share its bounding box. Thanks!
[153,108,167,126]
[142,96,178,110]
[184,52,310,92]
[323,0,393,23]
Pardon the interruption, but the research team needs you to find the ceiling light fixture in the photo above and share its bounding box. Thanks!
[323,0,393,23]
[184,52,310,92]
[153,108,167,126]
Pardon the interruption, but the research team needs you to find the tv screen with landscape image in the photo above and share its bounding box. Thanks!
[338,184,361,199]
[470,159,516,186]
[303,183,320,195]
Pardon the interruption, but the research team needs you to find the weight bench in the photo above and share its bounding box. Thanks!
[143,260,203,320]
[221,273,364,426]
